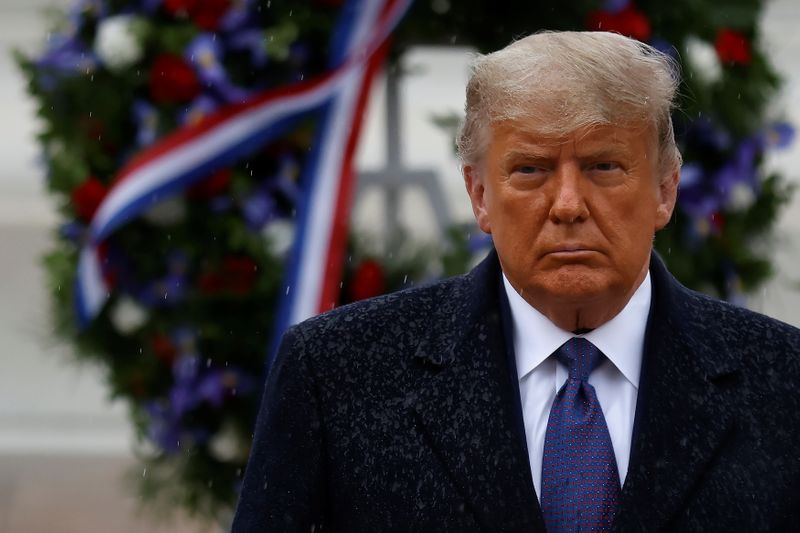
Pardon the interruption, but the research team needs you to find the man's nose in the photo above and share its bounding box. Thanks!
[548,163,589,224]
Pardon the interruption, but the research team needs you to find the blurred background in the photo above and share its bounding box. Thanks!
[2,0,800,531]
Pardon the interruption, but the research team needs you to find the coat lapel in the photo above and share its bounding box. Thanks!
[411,252,544,533]
[614,254,741,532]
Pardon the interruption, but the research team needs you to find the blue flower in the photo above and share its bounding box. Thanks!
[228,29,269,69]
[220,0,255,32]
[242,191,278,230]
[178,95,219,127]
[602,0,630,14]
[764,122,795,150]
[185,34,250,103]
[37,37,97,77]
[132,99,159,147]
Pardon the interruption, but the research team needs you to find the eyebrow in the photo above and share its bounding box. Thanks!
[500,149,557,165]
[500,144,632,166]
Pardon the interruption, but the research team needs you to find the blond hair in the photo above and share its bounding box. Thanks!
[457,31,682,178]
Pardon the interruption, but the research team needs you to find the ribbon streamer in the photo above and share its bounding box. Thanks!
[75,0,413,328]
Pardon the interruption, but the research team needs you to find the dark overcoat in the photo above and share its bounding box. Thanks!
[232,251,800,532]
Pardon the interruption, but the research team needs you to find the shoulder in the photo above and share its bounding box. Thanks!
[283,272,473,359]
[673,282,800,369]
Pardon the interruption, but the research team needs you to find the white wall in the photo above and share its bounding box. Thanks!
[2,0,800,454]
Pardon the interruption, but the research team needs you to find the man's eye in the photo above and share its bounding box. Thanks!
[590,162,620,172]
[515,165,545,174]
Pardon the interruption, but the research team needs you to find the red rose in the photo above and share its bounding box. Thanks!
[163,0,231,31]
[709,211,726,234]
[163,0,195,17]
[148,54,201,104]
[198,256,258,295]
[715,29,751,65]
[348,259,386,302]
[586,5,652,42]
[71,177,108,222]
[187,168,232,199]
[151,334,177,365]
[190,0,231,31]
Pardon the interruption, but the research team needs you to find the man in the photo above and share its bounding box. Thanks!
[233,31,800,532]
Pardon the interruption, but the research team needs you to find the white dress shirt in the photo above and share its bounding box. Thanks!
[502,272,651,501]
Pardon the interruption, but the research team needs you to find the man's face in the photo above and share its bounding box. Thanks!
[465,121,678,325]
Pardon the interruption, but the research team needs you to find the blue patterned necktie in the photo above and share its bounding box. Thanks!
[540,337,621,532]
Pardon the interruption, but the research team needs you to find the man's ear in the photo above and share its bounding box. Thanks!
[463,165,492,234]
[655,166,680,230]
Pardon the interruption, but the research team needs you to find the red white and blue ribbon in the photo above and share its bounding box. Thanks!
[75,0,413,329]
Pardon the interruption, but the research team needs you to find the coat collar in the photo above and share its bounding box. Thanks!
[411,249,545,532]
[614,253,741,532]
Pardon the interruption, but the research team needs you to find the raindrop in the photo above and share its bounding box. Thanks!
[142,468,147,478]
[403,274,408,283]
[206,358,212,367]
[289,9,293,16]
[285,285,291,295]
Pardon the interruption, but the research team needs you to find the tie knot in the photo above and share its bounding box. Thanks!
[555,337,603,381]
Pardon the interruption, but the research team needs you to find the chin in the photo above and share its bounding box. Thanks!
[531,268,619,304]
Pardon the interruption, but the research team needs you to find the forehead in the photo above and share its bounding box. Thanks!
[489,121,657,156]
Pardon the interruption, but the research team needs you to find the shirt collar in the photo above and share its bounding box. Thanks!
[502,271,650,389]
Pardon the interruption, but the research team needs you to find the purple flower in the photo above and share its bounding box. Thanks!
[684,116,732,152]
[138,0,162,14]
[132,99,159,147]
[172,327,198,355]
[602,0,630,14]
[37,38,97,75]
[678,163,722,218]
[210,195,235,212]
[185,34,251,103]
[764,122,795,150]
[242,191,278,230]
[144,401,183,453]
[220,0,255,32]
[138,273,187,307]
[186,34,227,85]
[268,155,302,205]
[197,369,257,407]
[178,95,219,127]
[228,29,269,68]
[59,221,87,243]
